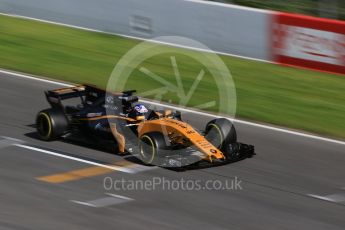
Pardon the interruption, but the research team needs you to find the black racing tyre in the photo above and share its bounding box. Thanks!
[204,118,237,150]
[36,108,69,141]
[138,132,167,165]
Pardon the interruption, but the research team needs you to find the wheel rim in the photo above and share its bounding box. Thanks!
[37,113,52,138]
[206,123,223,149]
[139,135,155,164]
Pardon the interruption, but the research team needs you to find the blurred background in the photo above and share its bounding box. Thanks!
[0,1,345,230]
[0,0,344,138]
[211,0,345,20]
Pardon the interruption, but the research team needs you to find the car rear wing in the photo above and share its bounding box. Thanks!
[45,84,138,110]
[45,85,86,109]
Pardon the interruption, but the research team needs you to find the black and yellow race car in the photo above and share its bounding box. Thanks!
[36,85,254,168]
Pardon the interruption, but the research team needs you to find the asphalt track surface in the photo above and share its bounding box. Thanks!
[0,71,345,230]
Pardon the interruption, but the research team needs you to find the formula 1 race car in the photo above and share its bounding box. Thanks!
[35,85,254,168]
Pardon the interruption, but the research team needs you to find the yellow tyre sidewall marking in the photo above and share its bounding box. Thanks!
[207,123,223,149]
[39,112,52,139]
[140,135,156,164]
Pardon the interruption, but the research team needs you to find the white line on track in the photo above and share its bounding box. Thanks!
[1,68,345,147]
[70,193,133,208]
[0,12,271,63]
[1,136,24,142]
[105,193,134,200]
[0,69,71,87]
[308,194,336,202]
[0,139,18,149]
[70,200,96,207]
[13,143,149,174]
[0,136,24,148]
[308,193,345,203]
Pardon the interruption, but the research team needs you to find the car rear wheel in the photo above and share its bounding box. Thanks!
[139,132,167,165]
[36,108,69,141]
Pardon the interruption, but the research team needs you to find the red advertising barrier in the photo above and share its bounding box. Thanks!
[272,13,345,74]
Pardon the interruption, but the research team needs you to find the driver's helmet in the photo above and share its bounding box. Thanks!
[131,104,148,120]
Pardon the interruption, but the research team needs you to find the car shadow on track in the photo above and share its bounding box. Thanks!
[25,127,255,172]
